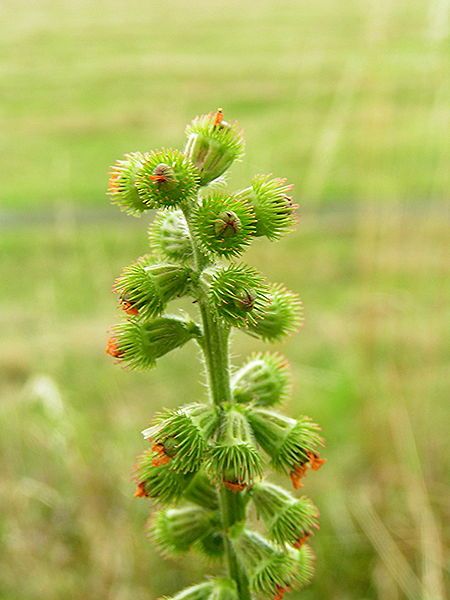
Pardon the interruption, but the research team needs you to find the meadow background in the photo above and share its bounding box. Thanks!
[1,0,449,598]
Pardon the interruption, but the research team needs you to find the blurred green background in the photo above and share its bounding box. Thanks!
[1,0,448,598]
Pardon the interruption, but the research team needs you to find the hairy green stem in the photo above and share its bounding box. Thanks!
[183,203,252,600]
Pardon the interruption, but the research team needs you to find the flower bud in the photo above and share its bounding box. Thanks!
[251,482,319,547]
[134,450,195,503]
[166,578,238,600]
[183,472,219,510]
[108,152,149,216]
[149,505,218,555]
[192,194,256,257]
[235,175,297,239]
[246,409,324,488]
[136,149,199,208]
[206,264,269,327]
[184,109,244,186]
[114,257,192,319]
[233,530,296,597]
[107,316,201,370]
[208,405,262,491]
[141,403,219,474]
[247,284,303,341]
[231,352,291,407]
[148,209,193,262]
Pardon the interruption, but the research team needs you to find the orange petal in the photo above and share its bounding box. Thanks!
[134,482,148,498]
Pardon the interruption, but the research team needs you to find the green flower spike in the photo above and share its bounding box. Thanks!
[136,149,199,208]
[149,505,218,556]
[163,578,238,600]
[106,316,201,370]
[149,209,193,262]
[192,193,256,257]
[141,403,219,474]
[134,450,195,503]
[108,152,149,216]
[206,264,269,327]
[235,174,297,240]
[233,530,296,598]
[184,109,244,186]
[247,283,303,341]
[114,256,192,319]
[246,408,324,488]
[231,352,291,407]
[251,481,319,547]
[208,405,262,492]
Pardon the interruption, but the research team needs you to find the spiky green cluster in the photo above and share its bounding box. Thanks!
[114,256,192,319]
[192,193,256,257]
[235,175,297,239]
[248,284,303,341]
[184,110,244,185]
[232,352,291,407]
[108,152,149,216]
[207,264,269,327]
[149,209,193,262]
[136,148,200,208]
[106,109,325,600]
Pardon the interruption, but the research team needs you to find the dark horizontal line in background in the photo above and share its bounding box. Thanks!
[0,202,448,230]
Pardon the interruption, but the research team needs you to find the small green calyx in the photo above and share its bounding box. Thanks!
[184,109,244,186]
[232,352,291,407]
[193,194,255,257]
[236,175,297,240]
[148,209,193,262]
[207,264,269,327]
[136,149,199,208]
[166,578,238,600]
[108,152,149,216]
[247,283,303,341]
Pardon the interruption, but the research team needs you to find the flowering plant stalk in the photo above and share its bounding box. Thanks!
[106,109,325,600]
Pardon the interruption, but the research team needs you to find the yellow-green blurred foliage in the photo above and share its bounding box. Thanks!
[0,1,448,599]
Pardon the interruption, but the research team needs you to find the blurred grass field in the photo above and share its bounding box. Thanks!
[0,0,449,599]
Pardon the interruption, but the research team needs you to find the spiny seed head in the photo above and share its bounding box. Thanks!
[207,264,270,327]
[235,175,297,239]
[184,109,244,186]
[247,283,303,341]
[107,316,201,370]
[232,352,291,407]
[108,152,149,216]
[233,530,297,597]
[148,209,193,262]
[183,472,220,511]
[136,149,199,208]
[141,403,219,474]
[251,482,319,546]
[246,408,324,480]
[208,405,262,491]
[148,505,217,556]
[114,257,192,320]
[134,450,196,504]
[192,194,256,257]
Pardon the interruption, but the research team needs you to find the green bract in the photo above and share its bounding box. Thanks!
[108,152,150,216]
[206,264,269,327]
[231,352,291,407]
[114,256,192,319]
[184,110,244,186]
[136,148,199,208]
[108,316,201,370]
[192,193,256,257]
[106,109,325,599]
[235,174,296,239]
[149,209,193,262]
[246,283,303,341]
